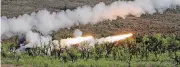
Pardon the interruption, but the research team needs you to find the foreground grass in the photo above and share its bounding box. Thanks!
[1,53,179,67]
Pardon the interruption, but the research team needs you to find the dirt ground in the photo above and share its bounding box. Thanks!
[1,0,115,18]
[1,0,180,39]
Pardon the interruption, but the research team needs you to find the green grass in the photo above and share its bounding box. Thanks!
[2,53,179,67]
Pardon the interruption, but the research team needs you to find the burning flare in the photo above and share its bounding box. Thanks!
[60,36,94,47]
[60,33,133,48]
[97,33,133,44]
[17,33,133,52]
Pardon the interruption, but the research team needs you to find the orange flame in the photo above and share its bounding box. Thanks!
[60,33,133,47]
[97,33,133,44]
[60,36,94,47]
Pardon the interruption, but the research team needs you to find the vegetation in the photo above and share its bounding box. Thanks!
[1,34,180,67]
[2,0,180,66]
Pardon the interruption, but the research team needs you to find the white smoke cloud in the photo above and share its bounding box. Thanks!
[1,16,10,38]
[24,31,52,48]
[1,0,180,40]
[73,29,83,37]
[60,36,95,48]
[16,31,52,52]
[9,14,33,34]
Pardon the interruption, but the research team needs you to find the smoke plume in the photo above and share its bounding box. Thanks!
[1,0,180,42]
[73,29,83,38]
[24,31,52,48]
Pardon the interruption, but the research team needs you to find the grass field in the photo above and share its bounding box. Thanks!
[1,55,178,67]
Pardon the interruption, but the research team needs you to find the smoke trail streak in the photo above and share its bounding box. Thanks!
[60,36,95,48]
[54,33,133,48]
[96,33,133,44]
